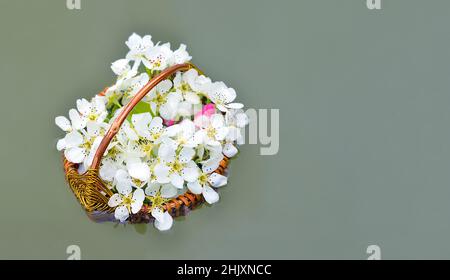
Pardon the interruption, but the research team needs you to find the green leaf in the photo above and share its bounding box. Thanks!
[127,101,153,121]
[145,67,153,79]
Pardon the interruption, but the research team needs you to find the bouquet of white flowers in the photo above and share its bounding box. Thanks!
[55,33,248,231]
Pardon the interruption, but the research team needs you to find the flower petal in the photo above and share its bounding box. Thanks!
[172,44,191,65]
[227,103,244,109]
[184,92,200,104]
[215,127,229,141]
[86,121,101,137]
[223,143,238,158]
[64,147,86,163]
[154,211,173,231]
[131,189,145,214]
[126,33,142,49]
[151,207,164,220]
[154,163,171,184]
[133,188,145,202]
[160,184,177,198]
[202,157,222,173]
[114,205,129,222]
[179,147,195,163]
[122,121,139,141]
[64,131,84,147]
[99,161,118,182]
[128,162,150,182]
[55,116,72,131]
[226,127,241,142]
[93,96,106,114]
[187,181,203,194]
[202,185,219,204]
[159,103,177,120]
[76,98,92,116]
[183,68,198,84]
[216,104,228,112]
[144,182,158,196]
[115,169,133,196]
[208,173,228,187]
[111,59,130,76]
[158,143,176,162]
[170,173,184,189]
[210,114,225,128]
[132,112,152,130]
[56,138,66,151]
[69,109,86,130]
[157,79,173,93]
[194,115,209,129]
[182,166,199,182]
[149,117,163,132]
[108,193,123,207]
[224,88,237,103]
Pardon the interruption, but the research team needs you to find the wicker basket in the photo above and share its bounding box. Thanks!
[63,63,229,223]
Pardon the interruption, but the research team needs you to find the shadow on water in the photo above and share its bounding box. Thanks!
[133,223,148,235]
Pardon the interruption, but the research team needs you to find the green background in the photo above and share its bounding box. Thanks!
[1,0,450,259]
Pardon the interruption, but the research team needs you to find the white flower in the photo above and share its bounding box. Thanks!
[173,69,202,105]
[144,43,173,71]
[131,113,164,143]
[206,82,243,112]
[187,155,227,204]
[99,158,123,183]
[153,145,199,188]
[164,119,197,148]
[55,114,82,150]
[55,116,75,133]
[127,159,151,185]
[144,183,177,231]
[113,141,151,187]
[113,168,147,190]
[119,113,163,147]
[118,73,150,102]
[169,44,192,66]
[56,96,107,134]
[125,33,154,71]
[105,72,149,108]
[194,114,229,146]
[76,96,108,123]
[108,182,145,223]
[147,79,182,120]
[117,114,165,164]
[60,122,105,166]
[115,120,138,147]
[111,59,136,82]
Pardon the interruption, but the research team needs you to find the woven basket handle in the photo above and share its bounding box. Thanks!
[89,63,194,170]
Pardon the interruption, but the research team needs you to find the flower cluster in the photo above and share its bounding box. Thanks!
[56,33,248,231]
